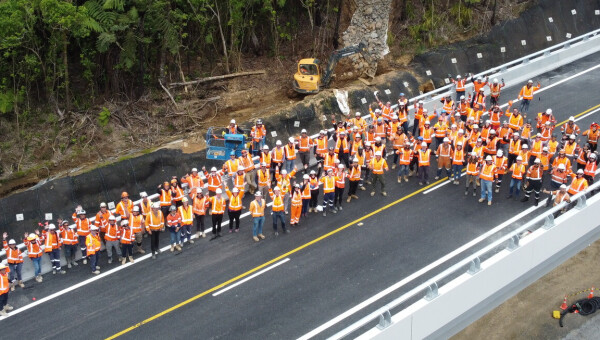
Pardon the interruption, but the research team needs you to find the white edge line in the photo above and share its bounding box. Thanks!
[296,204,540,340]
[212,258,290,297]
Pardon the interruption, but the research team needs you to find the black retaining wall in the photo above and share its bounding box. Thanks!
[1,0,598,237]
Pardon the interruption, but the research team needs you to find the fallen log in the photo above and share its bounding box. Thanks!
[168,70,266,87]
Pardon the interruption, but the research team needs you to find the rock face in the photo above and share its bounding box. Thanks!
[342,0,393,77]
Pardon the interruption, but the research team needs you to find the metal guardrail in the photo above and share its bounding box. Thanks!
[329,170,600,339]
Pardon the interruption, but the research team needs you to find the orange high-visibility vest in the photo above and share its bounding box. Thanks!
[285,144,297,160]
[105,223,120,241]
[271,148,284,163]
[257,169,271,187]
[115,199,133,218]
[73,215,91,237]
[61,228,78,245]
[442,99,454,112]
[316,137,328,156]
[86,234,101,255]
[210,196,226,214]
[519,84,540,100]
[494,156,507,175]
[564,142,577,157]
[370,157,388,174]
[335,137,350,153]
[479,164,496,181]
[193,196,208,215]
[466,161,479,175]
[226,190,243,211]
[399,149,412,165]
[224,159,239,174]
[159,189,172,207]
[298,136,312,152]
[335,171,346,188]
[576,149,587,165]
[178,205,194,225]
[251,126,266,142]
[510,163,526,180]
[270,192,285,211]
[584,161,597,177]
[249,199,265,217]
[320,176,336,193]
[374,123,387,139]
[349,166,361,181]
[239,155,255,173]
[437,144,452,158]
[301,183,312,198]
[128,214,144,234]
[120,228,134,244]
[324,154,338,171]
[490,83,502,97]
[260,152,272,166]
[26,239,43,258]
[145,211,164,232]
[452,149,464,165]
[140,199,152,217]
[530,140,543,158]
[291,191,302,206]
[509,139,521,155]
[418,149,431,167]
[206,174,223,192]
[185,174,204,190]
[94,210,112,232]
[568,177,588,195]
[550,168,568,184]
[3,241,23,263]
[44,232,61,252]
[527,166,543,181]
[233,174,245,192]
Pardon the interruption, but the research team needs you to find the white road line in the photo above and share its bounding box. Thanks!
[212,258,290,297]
[573,107,600,122]
[423,172,466,194]
[296,204,541,340]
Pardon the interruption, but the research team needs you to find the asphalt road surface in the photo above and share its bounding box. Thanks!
[2,51,600,340]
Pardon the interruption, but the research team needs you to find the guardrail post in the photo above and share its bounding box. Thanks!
[542,214,555,229]
[576,195,587,210]
[424,282,439,301]
[564,42,571,49]
[522,57,529,64]
[376,310,392,330]
[506,235,520,251]
[543,51,550,57]
[583,34,590,41]
[467,257,481,275]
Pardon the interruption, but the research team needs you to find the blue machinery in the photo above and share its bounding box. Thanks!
[205,127,248,160]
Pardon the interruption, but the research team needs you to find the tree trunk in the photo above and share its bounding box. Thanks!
[208,2,230,74]
[332,0,343,49]
[63,32,70,115]
[491,0,497,25]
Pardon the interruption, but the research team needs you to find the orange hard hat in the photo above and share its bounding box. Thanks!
[508,100,513,106]
[163,181,169,186]
[121,191,128,198]
[170,179,177,184]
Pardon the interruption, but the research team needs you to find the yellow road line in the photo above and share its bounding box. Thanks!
[107,103,600,339]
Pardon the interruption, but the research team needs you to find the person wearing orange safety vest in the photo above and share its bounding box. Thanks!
[465,151,480,197]
[250,119,266,156]
[335,131,351,168]
[297,129,313,171]
[323,147,339,174]
[129,205,146,254]
[223,150,240,176]
[416,142,433,186]
[275,167,296,214]
[113,193,132,222]
[166,205,182,252]
[182,168,204,193]
[521,158,544,206]
[72,207,91,262]
[239,149,257,194]
[157,181,172,217]
[535,108,556,131]
[521,120,533,141]
[178,197,195,243]
[472,89,486,111]
[268,186,288,234]
[582,123,599,152]
[347,158,362,202]
[451,74,466,102]
[2,233,24,290]
[413,101,425,135]
[0,263,12,316]
[568,169,589,195]
[507,156,526,199]
[505,106,524,132]
[563,135,578,159]
[170,178,185,207]
[191,188,209,238]
[249,192,266,242]
[104,215,121,264]
[140,192,152,217]
[561,116,580,137]
[256,162,272,199]
[314,130,329,164]
[436,137,452,180]
[284,137,297,173]
[227,119,244,135]
[349,112,367,135]
[44,224,65,274]
[290,185,303,226]
[271,140,285,172]
[203,166,224,196]
[94,202,113,239]
[583,153,598,184]
[86,226,102,274]
[420,121,434,147]
[450,142,465,184]
[260,144,272,168]
[488,78,505,106]
[479,156,497,205]
[320,169,337,215]
[470,75,488,108]
[208,188,226,239]
[225,187,243,233]
[60,220,78,268]
[369,150,389,196]
[517,80,541,115]
[542,185,571,209]
[145,202,164,259]
[550,163,569,190]
[493,150,508,192]
[333,164,347,210]
[119,220,135,265]
[308,170,321,213]
[575,144,589,171]
[551,148,571,171]
[298,174,312,216]
[24,233,43,281]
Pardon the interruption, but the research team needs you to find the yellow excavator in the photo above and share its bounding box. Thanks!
[293,42,368,94]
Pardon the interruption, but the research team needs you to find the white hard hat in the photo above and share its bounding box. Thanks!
[192,168,198,172]
[140,192,148,197]
[418,100,424,104]
[355,133,361,138]
[542,147,548,151]
[557,163,565,170]
[485,156,492,161]
[261,162,267,166]
[513,132,520,136]
[91,226,99,231]
[522,144,529,149]
[79,210,86,215]
[570,134,576,139]
[255,191,262,196]
[590,153,597,159]
[338,164,344,169]
[451,124,457,128]
[375,137,381,142]
[560,184,567,190]
[211,167,217,172]
[216,188,222,194]
[152,202,160,209]
[100,202,107,208]
[421,142,427,147]
[569,116,575,121]
[230,119,236,124]
[273,186,280,191]
[182,197,188,203]
[310,170,316,175]
[458,129,464,134]
[108,215,116,221]
[490,129,496,134]
[303,174,309,180]
[320,130,326,134]
[263,145,269,149]
[276,140,282,146]
[471,152,477,156]
[133,206,140,212]
[460,95,465,100]
[281,169,288,175]
[339,131,346,135]
[392,115,398,120]
[375,151,382,156]
[353,158,359,162]
[289,137,295,143]
[301,129,307,133]
[232,188,239,193]
[528,79,533,83]
[425,120,430,125]
[423,109,428,113]
[473,124,479,129]
[493,78,499,83]
[334,159,340,164]
[365,142,371,146]
[546,109,552,115]
[457,75,462,79]
[237,166,245,172]
[355,112,361,116]
[121,220,129,226]
[497,150,503,156]
[443,137,450,142]
[577,169,584,174]
[457,142,463,146]
[516,156,523,161]
[534,158,541,164]
[477,76,483,81]
[8,239,16,245]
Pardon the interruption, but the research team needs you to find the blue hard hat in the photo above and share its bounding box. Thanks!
[230,151,236,156]
[400,92,405,96]
[418,136,424,140]
[441,110,447,114]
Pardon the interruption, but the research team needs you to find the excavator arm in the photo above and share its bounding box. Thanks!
[321,42,368,87]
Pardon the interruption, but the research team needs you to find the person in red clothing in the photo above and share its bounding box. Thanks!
[45,224,66,274]
[166,205,182,252]
[0,263,12,316]
[2,233,24,290]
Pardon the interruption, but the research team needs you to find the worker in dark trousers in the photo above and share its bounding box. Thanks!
[521,158,543,206]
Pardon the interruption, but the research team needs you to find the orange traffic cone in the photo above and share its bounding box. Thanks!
[589,287,595,299]
[560,295,568,310]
